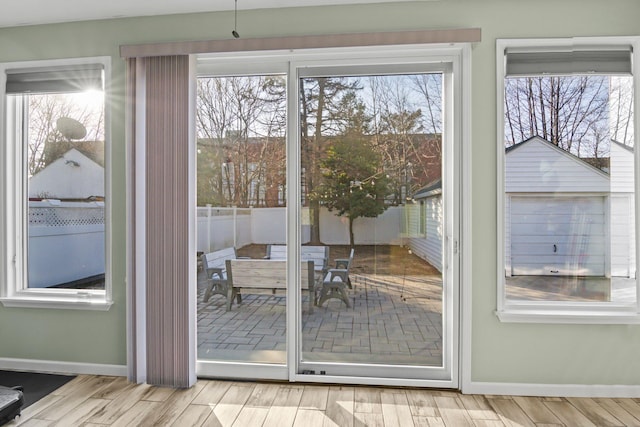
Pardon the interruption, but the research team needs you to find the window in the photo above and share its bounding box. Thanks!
[497,38,639,322]
[420,200,426,236]
[0,57,111,310]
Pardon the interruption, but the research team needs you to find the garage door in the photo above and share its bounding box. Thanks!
[510,196,606,276]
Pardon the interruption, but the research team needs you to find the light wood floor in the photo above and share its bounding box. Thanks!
[7,375,640,426]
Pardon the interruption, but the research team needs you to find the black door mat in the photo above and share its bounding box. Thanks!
[0,370,75,408]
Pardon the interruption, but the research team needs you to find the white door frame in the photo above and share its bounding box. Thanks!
[194,44,472,389]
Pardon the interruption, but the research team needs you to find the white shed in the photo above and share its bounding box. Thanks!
[29,148,104,200]
[505,136,635,278]
[407,179,443,273]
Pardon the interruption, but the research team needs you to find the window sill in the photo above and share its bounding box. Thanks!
[0,295,113,311]
[496,309,640,325]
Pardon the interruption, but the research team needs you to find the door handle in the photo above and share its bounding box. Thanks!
[553,244,557,253]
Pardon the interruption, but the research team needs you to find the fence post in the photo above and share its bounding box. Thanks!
[206,204,212,252]
[233,206,237,248]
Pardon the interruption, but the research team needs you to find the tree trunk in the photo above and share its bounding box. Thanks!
[309,78,326,245]
[348,217,355,248]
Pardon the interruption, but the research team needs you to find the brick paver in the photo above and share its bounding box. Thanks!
[197,268,443,367]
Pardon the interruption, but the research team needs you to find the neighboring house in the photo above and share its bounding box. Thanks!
[407,178,443,273]
[504,136,636,278]
[27,148,106,288]
[29,148,104,200]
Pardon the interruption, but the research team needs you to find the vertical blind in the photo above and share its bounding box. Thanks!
[126,55,196,388]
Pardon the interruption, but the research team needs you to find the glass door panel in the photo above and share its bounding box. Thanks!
[299,72,449,377]
[196,74,288,365]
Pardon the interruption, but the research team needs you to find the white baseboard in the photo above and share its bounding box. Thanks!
[0,357,127,377]
[465,381,640,398]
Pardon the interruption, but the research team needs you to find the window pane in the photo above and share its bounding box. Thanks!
[503,75,636,303]
[196,75,288,364]
[22,91,106,290]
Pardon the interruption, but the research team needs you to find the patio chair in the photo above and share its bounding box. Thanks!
[201,247,243,304]
[333,248,354,288]
[317,248,354,308]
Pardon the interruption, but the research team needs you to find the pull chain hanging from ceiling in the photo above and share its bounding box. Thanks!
[232,0,240,38]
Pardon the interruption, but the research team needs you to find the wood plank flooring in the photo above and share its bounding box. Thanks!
[7,375,640,426]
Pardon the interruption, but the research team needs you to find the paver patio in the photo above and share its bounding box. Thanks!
[197,245,444,367]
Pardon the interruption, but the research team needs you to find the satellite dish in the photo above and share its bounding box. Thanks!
[56,117,87,140]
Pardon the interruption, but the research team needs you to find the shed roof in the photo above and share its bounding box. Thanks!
[413,178,442,199]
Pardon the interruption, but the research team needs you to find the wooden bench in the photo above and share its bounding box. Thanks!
[318,248,355,308]
[200,247,243,304]
[225,259,316,313]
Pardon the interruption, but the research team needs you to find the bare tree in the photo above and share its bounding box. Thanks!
[503,76,628,158]
[610,76,635,145]
[367,75,442,201]
[27,93,104,176]
[411,74,442,135]
[196,76,286,207]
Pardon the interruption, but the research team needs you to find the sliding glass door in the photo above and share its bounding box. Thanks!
[295,62,457,384]
[195,72,290,378]
[195,47,461,386]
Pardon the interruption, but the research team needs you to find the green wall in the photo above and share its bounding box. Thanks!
[0,0,639,383]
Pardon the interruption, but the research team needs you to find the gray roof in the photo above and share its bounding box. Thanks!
[413,178,442,199]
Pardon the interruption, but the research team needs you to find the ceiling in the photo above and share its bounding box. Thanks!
[1,0,422,28]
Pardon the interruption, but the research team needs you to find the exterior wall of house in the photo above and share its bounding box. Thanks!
[29,149,105,199]
[611,142,636,277]
[402,202,420,238]
[611,142,635,193]
[409,194,443,273]
[611,194,635,277]
[505,138,610,194]
[0,0,639,387]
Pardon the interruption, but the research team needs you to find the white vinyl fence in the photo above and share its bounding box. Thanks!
[28,200,105,288]
[197,206,253,252]
[196,205,404,253]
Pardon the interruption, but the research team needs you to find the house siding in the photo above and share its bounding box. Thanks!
[611,142,634,193]
[611,194,636,277]
[505,138,609,194]
[610,142,636,277]
[409,194,443,273]
[29,149,104,199]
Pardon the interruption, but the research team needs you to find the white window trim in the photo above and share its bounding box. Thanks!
[496,37,640,324]
[0,56,113,311]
